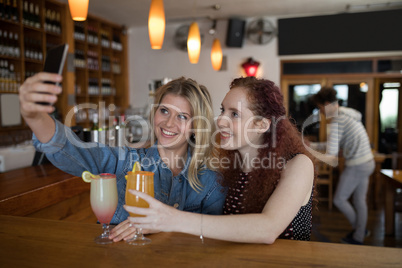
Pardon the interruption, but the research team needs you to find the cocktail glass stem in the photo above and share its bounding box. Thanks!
[101,223,111,237]
[126,227,151,245]
[94,223,113,244]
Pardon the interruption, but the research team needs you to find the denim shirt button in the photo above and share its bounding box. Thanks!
[173,203,179,208]
[178,178,183,183]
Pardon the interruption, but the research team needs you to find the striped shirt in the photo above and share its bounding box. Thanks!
[327,107,373,166]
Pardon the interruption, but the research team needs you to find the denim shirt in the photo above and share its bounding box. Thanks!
[33,119,226,224]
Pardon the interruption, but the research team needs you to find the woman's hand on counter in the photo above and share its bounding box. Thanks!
[109,219,158,242]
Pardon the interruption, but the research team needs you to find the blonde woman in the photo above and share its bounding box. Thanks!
[19,74,225,242]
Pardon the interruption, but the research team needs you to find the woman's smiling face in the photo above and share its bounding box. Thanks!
[153,93,193,153]
[217,87,268,154]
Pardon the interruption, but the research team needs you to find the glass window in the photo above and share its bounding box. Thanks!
[332,83,367,125]
[288,84,321,140]
[379,88,399,132]
[378,82,400,159]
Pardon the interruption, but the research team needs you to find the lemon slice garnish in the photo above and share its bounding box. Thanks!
[125,162,141,180]
[82,171,99,183]
[132,161,141,172]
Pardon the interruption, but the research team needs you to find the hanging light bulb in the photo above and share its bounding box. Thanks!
[148,0,165,49]
[68,0,89,21]
[187,22,201,64]
[211,38,222,71]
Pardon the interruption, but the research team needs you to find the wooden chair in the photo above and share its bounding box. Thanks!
[391,152,402,212]
[315,160,334,210]
[391,152,402,170]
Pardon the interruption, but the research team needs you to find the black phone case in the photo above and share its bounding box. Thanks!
[36,43,69,106]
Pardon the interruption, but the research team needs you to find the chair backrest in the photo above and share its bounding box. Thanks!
[315,160,333,179]
[391,152,402,170]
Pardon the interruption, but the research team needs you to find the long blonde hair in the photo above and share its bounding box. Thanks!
[149,77,216,192]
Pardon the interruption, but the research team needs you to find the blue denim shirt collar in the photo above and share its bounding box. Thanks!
[143,142,191,181]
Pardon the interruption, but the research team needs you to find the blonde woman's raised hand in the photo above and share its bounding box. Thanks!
[19,72,62,119]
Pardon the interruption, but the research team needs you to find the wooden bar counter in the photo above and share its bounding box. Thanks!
[0,164,90,218]
[0,215,401,267]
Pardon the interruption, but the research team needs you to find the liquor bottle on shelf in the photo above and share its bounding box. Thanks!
[28,2,34,27]
[74,83,81,95]
[88,25,99,45]
[0,0,4,19]
[13,32,19,57]
[100,29,110,48]
[8,31,14,56]
[44,9,50,32]
[101,78,111,95]
[74,49,86,68]
[34,4,40,28]
[74,22,85,41]
[11,0,18,22]
[0,60,6,90]
[8,63,16,92]
[22,1,27,25]
[112,57,121,74]
[6,31,12,56]
[2,30,7,55]
[112,34,122,51]
[4,0,10,20]
[50,10,56,32]
[55,11,61,34]
[91,113,99,142]
[46,10,60,34]
[87,50,99,70]
[88,78,99,95]
[92,113,99,130]
[0,30,3,55]
[101,55,110,72]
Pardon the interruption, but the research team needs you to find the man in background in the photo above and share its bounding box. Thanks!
[312,87,374,245]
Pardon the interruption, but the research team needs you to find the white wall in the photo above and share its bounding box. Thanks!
[128,17,402,116]
[128,18,280,116]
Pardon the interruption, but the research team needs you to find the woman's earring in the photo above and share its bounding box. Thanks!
[191,133,196,140]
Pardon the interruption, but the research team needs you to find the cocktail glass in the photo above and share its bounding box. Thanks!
[90,173,118,244]
[125,171,154,245]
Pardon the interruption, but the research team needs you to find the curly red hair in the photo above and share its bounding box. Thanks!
[218,77,317,213]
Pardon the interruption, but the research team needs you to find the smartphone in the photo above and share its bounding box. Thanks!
[36,43,69,106]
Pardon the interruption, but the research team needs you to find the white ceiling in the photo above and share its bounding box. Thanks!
[58,0,402,27]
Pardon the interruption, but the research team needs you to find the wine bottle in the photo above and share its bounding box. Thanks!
[0,0,5,19]
[92,113,99,130]
[12,0,17,22]
[14,33,19,57]
[34,4,39,28]
[0,30,4,56]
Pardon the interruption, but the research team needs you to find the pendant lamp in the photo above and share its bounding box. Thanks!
[211,38,222,71]
[148,0,165,49]
[68,0,89,21]
[187,22,201,64]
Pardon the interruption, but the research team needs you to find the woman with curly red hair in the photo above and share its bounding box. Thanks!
[124,77,316,244]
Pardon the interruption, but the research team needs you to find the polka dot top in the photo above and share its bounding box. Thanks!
[223,172,313,241]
